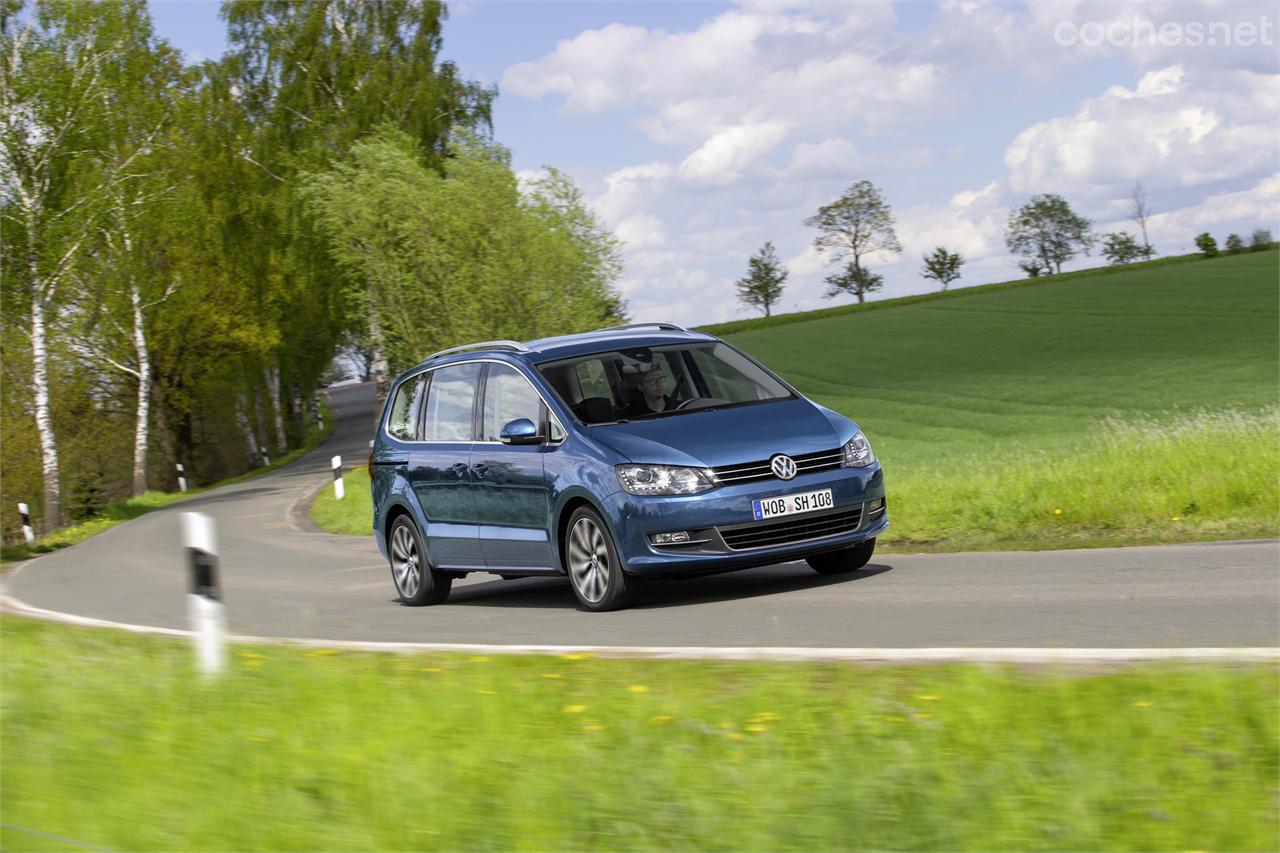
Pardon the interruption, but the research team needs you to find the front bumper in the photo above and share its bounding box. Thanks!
[602,464,886,576]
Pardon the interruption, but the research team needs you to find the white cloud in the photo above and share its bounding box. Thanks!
[678,121,789,184]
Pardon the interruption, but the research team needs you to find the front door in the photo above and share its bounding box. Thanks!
[408,361,484,569]
[472,363,556,570]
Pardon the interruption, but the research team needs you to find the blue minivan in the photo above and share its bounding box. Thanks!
[370,323,886,611]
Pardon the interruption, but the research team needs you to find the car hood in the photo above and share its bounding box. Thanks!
[588,398,843,468]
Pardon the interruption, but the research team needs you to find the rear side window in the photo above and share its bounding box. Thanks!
[481,364,545,441]
[386,373,428,441]
[423,362,481,441]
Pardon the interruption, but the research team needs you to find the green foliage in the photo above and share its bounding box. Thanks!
[1006,193,1095,274]
[735,241,788,317]
[1194,232,1219,257]
[920,246,964,290]
[823,262,883,301]
[1249,228,1273,251]
[310,469,373,536]
[4,617,1277,850]
[1101,231,1145,264]
[1224,233,1247,254]
[302,128,624,374]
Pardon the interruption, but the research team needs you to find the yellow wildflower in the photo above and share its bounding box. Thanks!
[469,655,491,662]
[1053,508,1063,515]
[583,724,607,732]
[476,689,497,696]
[744,725,768,733]
[560,652,597,661]
[916,695,940,701]
[562,704,588,714]
[541,673,564,679]
[1132,701,1153,708]
[648,715,673,725]
[625,684,651,693]
[420,667,443,673]
[306,648,340,657]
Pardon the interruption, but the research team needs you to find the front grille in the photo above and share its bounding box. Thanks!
[718,506,863,551]
[710,447,843,486]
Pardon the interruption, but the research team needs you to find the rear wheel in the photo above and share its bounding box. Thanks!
[564,507,640,611]
[388,516,451,605]
[806,538,876,575]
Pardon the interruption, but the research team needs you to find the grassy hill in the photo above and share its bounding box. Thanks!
[722,250,1279,550]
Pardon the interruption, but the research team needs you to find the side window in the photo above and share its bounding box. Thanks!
[423,362,481,441]
[574,359,612,401]
[482,364,546,441]
[386,373,428,441]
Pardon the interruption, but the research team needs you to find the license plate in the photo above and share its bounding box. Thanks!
[751,489,834,520]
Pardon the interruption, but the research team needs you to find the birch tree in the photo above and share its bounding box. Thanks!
[806,180,901,305]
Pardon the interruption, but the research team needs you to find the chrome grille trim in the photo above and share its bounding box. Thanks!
[717,507,864,551]
[710,448,843,485]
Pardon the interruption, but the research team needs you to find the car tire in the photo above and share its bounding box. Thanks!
[806,538,876,575]
[563,506,640,611]
[387,515,452,606]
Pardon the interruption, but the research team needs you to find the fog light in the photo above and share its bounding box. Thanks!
[650,531,692,545]
[867,498,884,512]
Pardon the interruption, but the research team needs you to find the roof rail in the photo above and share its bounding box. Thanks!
[423,340,531,362]
[593,322,690,334]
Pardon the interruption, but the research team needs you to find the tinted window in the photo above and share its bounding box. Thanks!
[423,362,481,441]
[386,373,428,440]
[482,363,545,441]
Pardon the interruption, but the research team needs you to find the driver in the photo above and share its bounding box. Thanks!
[623,364,673,416]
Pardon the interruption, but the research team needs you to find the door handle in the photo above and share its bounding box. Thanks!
[470,463,489,479]
[448,462,468,479]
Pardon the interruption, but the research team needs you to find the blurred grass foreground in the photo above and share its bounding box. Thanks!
[2,617,1276,851]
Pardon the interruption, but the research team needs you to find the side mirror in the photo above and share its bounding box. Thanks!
[499,418,544,445]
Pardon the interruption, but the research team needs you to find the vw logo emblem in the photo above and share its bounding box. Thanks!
[770,454,797,480]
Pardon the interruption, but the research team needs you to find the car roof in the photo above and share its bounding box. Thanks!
[411,325,720,371]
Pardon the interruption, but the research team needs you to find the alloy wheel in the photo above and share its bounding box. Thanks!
[390,523,421,598]
[568,517,609,603]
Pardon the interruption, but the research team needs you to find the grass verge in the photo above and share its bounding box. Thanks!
[309,468,373,536]
[0,402,333,569]
[2,616,1276,851]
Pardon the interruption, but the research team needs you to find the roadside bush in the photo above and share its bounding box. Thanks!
[1194,232,1218,258]
[1224,233,1246,254]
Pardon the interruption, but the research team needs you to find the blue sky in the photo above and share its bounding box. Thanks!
[151,1,1279,325]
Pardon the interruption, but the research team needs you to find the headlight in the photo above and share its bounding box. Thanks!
[616,464,716,496]
[841,431,876,468]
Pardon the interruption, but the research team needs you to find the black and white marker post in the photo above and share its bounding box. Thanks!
[260,446,270,467]
[181,512,225,676]
[176,463,188,493]
[331,455,344,500]
[17,502,34,546]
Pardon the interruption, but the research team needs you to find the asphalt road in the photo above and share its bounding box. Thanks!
[5,381,1278,649]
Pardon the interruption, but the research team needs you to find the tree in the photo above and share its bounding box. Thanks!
[1018,260,1049,278]
[736,242,787,317]
[823,263,882,301]
[1224,233,1246,254]
[920,246,964,291]
[806,179,900,304]
[1101,232,1145,265]
[1250,228,1273,251]
[1130,181,1155,259]
[1194,232,1218,258]
[1005,194,1094,275]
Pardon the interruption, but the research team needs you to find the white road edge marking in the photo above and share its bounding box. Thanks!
[2,594,1276,663]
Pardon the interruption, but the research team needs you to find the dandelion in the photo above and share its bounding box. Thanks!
[469,655,491,662]
[420,667,443,673]
[563,704,588,714]
[1171,516,1181,522]
[583,724,607,732]
[916,695,940,701]
[239,651,266,659]
[648,715,673,725]
[625,684,650,693]
[306,648,340,657]
[560,652,597,661]
[744,725,768,733]
[748,712,781,723]
[715,721,736,729]
[1132,701,1153,708]
[1053,508,1063,515]
[915,713,933,720]
[727,732,746,740]
[476,689,497,696]
[541,673,564,679]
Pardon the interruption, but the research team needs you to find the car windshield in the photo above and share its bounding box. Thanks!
[537,342,795,425]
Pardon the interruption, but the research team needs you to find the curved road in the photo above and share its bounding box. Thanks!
[5,382,1277,650]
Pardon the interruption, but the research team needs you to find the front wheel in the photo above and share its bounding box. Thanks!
[806,538,876,575]
[388,516,452,605]
[564,507,640,611]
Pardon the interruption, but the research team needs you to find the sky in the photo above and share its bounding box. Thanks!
[150,0,1280,326]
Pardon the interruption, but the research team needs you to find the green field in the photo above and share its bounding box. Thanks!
[3,617,1276,852]
[721,251,1279,549]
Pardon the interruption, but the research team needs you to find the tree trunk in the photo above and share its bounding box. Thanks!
[235,394,259,466]
[30,286,61,531]
[129,282,152,496]
[265,366,287,452]
[368,311,392,411]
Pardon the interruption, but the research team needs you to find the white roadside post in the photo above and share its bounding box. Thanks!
[176,463,188,493]
[331,455,344,500]
[17,502,35,546]
[314,398,324,431]
[181,512,225,676]
[260,446,270,467]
